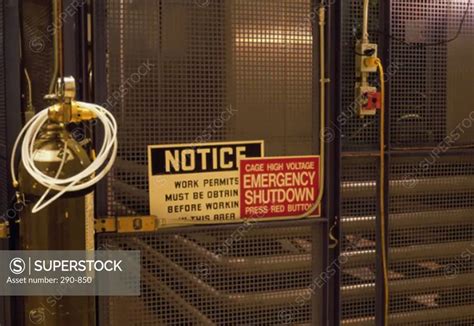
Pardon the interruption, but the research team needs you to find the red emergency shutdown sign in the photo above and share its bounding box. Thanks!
[240,156,321,218]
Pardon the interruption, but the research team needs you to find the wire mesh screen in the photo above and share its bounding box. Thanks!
[103,0,229,215]
[340,0,380,151]
[389,0,474,147]
[385,1,474,323]
[340,157,378,324]
[97,221,324,325]
[399,317,474,326]
[0,2,11,324]
[229,0,315,155]
[0,0,7,215]
[101,0,315,217]
[340,0,474,324]
[96,0,322,324]
[339,2,382,322]
[340,155,474,324]
[21,0,55,111]
[386,155,474,324]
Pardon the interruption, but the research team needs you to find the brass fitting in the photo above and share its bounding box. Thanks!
[318,5,326,26]
[46,76,97,124]
[48,101,97,124]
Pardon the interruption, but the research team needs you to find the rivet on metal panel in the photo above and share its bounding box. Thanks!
[132,218,142,230]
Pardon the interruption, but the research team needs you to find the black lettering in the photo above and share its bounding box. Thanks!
[150,142,263,175]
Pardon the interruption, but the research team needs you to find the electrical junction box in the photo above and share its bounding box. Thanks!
[355,84,379,116]
[355,42,378,75]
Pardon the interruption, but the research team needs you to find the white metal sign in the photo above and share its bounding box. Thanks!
[148,141,264,225]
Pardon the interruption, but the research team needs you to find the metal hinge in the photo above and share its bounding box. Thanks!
[0,221,10,239]
[95,216,160,234]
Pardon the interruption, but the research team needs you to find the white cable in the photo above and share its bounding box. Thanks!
[32,139,69,213]
[11,102,118,213]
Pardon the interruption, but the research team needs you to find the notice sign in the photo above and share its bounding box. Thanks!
[240,156,321,218]
[148,141,264,224]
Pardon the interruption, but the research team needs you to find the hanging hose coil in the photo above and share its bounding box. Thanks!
[11,102,118,213]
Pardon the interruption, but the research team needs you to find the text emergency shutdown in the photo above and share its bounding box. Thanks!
[240,157,320,218]
[242,161,317,205]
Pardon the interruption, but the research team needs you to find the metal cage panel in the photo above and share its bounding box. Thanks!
[99,0,316,217]
[340,157,378,324]
[340,1,474,324]
[97,221,325,325]
[0,0,6,215]
[386,155,474,324]
[94,0,325,324]
[389,0,474,147]
[21,0,55,111]
[340,0,380,152]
